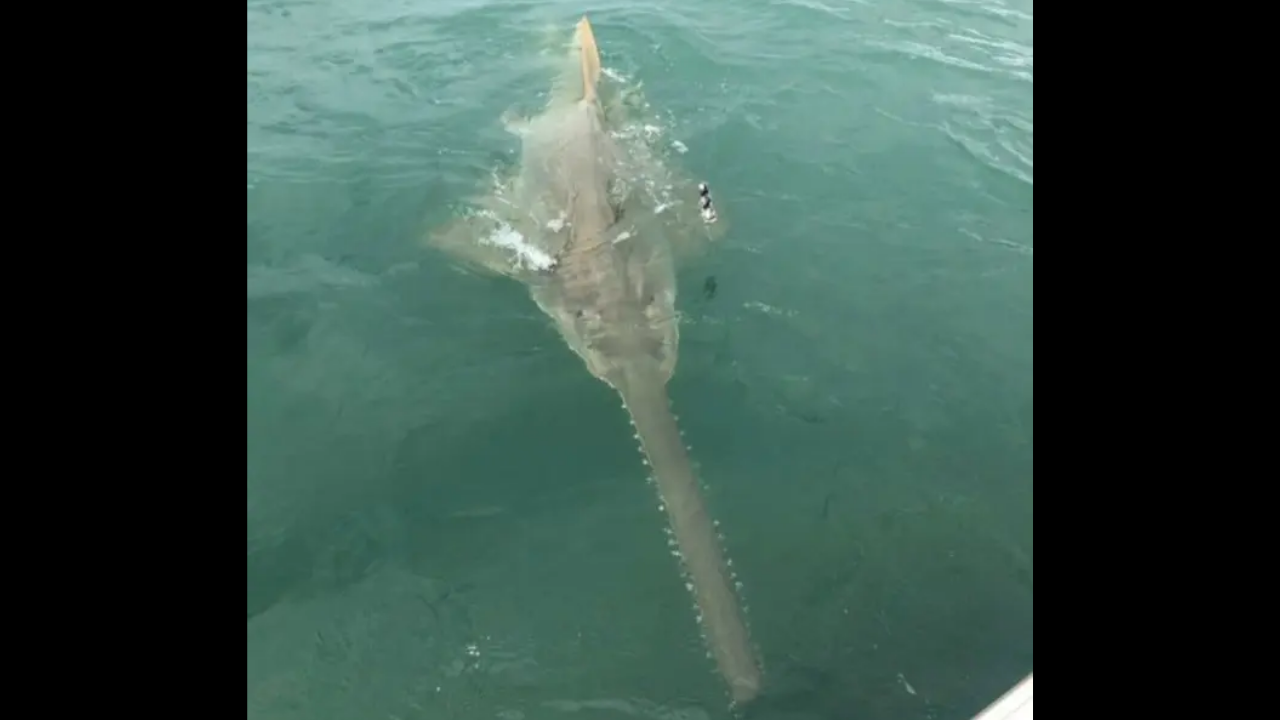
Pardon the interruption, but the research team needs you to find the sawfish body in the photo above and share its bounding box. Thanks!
[428,17,760,704]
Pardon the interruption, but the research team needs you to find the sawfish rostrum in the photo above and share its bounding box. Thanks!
[427,17,759,704]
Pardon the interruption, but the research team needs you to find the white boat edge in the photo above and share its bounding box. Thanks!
[973,673,1032,720]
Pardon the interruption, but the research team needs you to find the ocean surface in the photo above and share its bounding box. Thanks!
[246,0,1032,718]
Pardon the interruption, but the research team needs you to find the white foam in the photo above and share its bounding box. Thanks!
[478,218,556,271]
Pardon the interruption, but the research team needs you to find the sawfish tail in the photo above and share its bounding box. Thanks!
[619,372,763,705]
[576,16,602,104]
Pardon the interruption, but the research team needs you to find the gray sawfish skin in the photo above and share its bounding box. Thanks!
[428,17,761,705]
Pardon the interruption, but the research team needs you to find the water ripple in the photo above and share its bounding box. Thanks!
[934,92,1032,185]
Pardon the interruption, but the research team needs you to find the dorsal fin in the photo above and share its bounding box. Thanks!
[576,16,601,103]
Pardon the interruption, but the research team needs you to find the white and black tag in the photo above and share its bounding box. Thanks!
[698,182,718,224]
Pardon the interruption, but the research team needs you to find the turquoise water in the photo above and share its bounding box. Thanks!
[247,0,1032,718]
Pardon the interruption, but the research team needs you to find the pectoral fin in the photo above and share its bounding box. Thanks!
[425,208,522,278]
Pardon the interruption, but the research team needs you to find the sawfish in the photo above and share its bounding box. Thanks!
[427,17,762,705]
